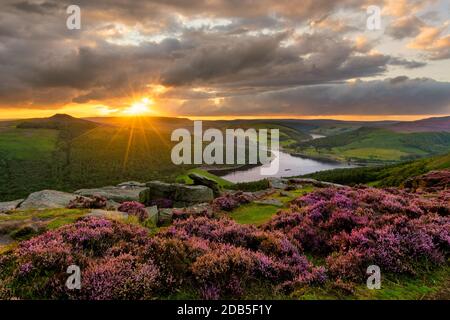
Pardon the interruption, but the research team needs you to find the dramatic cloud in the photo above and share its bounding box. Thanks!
[408,24,450,60]
[386,16,424,39]
[0,0,448,117]
[175,77,450,116]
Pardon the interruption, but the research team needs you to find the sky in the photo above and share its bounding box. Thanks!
[0,0,449,120]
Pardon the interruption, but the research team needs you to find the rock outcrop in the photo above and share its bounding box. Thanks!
[19,190,78,210]
[139,181,214,207]
[403,170,450,192]
[117,181,146,188]
[75,185,146,203]
[0,199,24,213]
[188,173,221,196]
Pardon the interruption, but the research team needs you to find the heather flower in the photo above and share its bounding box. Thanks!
[68,196,107,209]
[264,186,450,281]
[149,198,173,208]
[118,201,148,221]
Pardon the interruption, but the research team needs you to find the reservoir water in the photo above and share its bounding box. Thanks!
[221,134,356,183]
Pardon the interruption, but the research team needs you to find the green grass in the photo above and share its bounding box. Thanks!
[296,265,450,300]
[0,128,58,161]
[294,127,450,163]
[229,186,314,225]
[229,203,280,225]
[0,208,86,225]
[0,120,195,201]
[338,147,410,161]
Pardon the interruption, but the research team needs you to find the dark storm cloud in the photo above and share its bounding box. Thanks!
[388,57,427,69]
[160,31,408,89]
[176,77,450,116]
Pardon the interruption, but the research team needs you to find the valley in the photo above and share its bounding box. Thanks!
[1,114,450,201]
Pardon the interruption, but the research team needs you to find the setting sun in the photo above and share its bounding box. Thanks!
[123,98,154,116]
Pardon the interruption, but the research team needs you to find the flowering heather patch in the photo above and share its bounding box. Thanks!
[212,191,255,211]
[159,217,325,296]
[1,184,448,299]
[118,201,148,221]
[264,187,450,281]
[0,215,325,299]
[0,217,154,299]
[404,170,450,192]
[68,196,107,209]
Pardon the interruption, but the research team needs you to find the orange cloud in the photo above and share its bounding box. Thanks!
[408,23,450,59]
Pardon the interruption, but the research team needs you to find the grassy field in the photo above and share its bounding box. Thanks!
[292,127,450,163]
[1,115,449,201]
[0,118,194,201]
[295,265,450,300]
[64,125,192,190]
[230,203,280,225]
[0,127,60,201]
[0,127,58,161]
[229,186,314,225]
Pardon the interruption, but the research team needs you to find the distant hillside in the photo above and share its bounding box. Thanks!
[17,114,97,139]
[388,116,450,133]
[293,127,450,162]
[86,116,192,132]
[206,120,312,147]
[303,152,450,187]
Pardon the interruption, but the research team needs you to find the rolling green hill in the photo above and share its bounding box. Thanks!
[1,115,450,201]
[292,127,450,163]
[205,120,312,147]
[17,114,98,139]
[0,126,60,200]
[303,152,450,187]
[0,115,192,201]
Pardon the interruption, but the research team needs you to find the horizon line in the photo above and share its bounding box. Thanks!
[1,113,450,122]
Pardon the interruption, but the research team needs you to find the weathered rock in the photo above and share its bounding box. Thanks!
[0,234,14,246]
[188,173,221,196]
[0,199,23,213]
[117,181,146,188]
[250,189,277,199]
[75,186,147,203]
[268,178,288,189]
[19,190,78,210]
[172,203,213,219]
[140,181,173,202]
[145,206,159,224]
[9,223,45,240]
[285,184,303,191]
[157,208,173,226]
[105,200,121,211]
[279,191,293,197]
[254,199,284,207]
[140,181,214,207]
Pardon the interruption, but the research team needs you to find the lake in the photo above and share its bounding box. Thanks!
[221,134,356,183]
[221,150,357,183]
